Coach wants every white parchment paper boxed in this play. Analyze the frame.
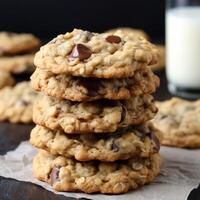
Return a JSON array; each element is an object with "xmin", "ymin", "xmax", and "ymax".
[{"xmin": 0, "ymin": 141, "xmax": 199, "ymax": 200}]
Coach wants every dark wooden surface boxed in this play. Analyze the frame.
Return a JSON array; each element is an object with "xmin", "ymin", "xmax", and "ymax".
[{"xmin": 0, "ymin": 71, "xmax": 172, "ymax": 200}]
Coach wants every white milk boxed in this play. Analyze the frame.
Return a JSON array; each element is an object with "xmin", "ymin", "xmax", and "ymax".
[{"xmin": 166, "ymin": 7, "xmax": 200, "ymax": 88}]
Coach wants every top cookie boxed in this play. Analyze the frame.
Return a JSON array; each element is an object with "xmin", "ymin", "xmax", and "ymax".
[
  {"xmin": 0, "ymin": 32, "xmax": 41, "ymax": 55},
  {"xmin": 151, "ymin": 98, "xmax": 200, "ymax": 148},
  {"xmin": 34, "ymin": 29, "xmax": 158, "ymax": 78}
]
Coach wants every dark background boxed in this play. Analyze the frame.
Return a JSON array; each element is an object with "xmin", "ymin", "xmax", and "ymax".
[{"xmin": 0, "ymin": 0, "xmax": 165, "ymax": 40}]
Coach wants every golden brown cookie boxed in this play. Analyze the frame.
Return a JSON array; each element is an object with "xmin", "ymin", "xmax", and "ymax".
[
  {"xmin": 33, "ymin": 150, "xmax": 162, "ymax": 194},
  {"xmin": 33, "ymin": 94, "xmax": 157, "ymax": 134},
  {"xmin": 31, "ymin": 67, "xmax": 159, "ymax": 101},
  {"xmin": 0, "ymin": 54, "xmax": 35, "ymax": 74},
  {"xmin": 151, "ymin": 98, "xmax": 200, "ymax": 148},
  {"xmin": 0, "ymin": 32, "xmax": 40, "ymax": 55},
  {"xmin": 30, "ymin": 124, "xmax": 161, "ymax": 161},
  {"xmin": 0, "ymin": 81, "xmax": 38, "ymax": 123},
  {"xmin": 34, "ymin": 29, "xmax": 158, "ymax": 78}
]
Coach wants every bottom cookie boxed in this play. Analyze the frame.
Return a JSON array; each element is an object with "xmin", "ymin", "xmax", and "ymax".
[{"xmin": 33, "ymin": 150, "xmax": 162, "ymax": 194}]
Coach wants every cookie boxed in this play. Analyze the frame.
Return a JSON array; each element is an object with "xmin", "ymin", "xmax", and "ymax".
[
  {"xmin": 0, "ymin": 54, "xmax": 35, "ymax": 74},
  {"xmin": 0, "ymin": 81, "xmax": 38, "ymax": 123},
  {"xmin": 30, "ymin": 124, "xmax": 160, "ymax": 161},
  {"xmin": 33, "ymin": 150, "xmax": 162, "ymax": 194},
  {"xmin": 0, "ymin": 71, "xmax": 15, "ymax": 89},
  {"xmin": 34, "ymin": 29, "xmax": 158, "ymax": 78},
  {"xmin": 0, "ymin": 32, "xmax": 40, "ymax": 55},
  {"xmin": 106, "ymin": 27, "xmax": 150, "ymax": 41},
  {"xmin": 33, "ymin": 94, "xmax": 157, "ymax": 134},
  {"xmin": 150, "ymin": 45, "xmax": 165, "ymax": 71},
  {"xmin": 151, "ymin": 98, "xmax": 200, "ymax": 148},
  {"xmin": 31, "ymin": 67, "xmax": 159, "ymax": 101}
]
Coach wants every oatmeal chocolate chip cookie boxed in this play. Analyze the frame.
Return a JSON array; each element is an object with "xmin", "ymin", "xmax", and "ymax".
[
  {"xmin": 106, "ymin": 27, "xmax": 150, "ymax": 41},
  {"xmin": 33, "ymin": 94, "xmax": 157, "ymax": 134},
  {"xmin": 30, "ymin": 124, "xmax": 160, "ymax": 161},
  {"xmin": 31, "ymin": 67, "xmax": 159, "ymax": 101},
  {"xmin": 151, "ymin": 98, "xmax": 200, "ymax": 148},
  {"xmin": 0, "ymin": 32, "xmax": 41, "ymax": 55},
  {"xmin": 0, "ymin": 54, "xmax": 35, "ymax": 74},
  {"xmin": 33, "ymin": 150, "xmax": 162, "ymax": 194},
  {"xmin": 0, "ymin": 72, "xmax": 15, "ymax": 89},
  {"xmin": 0, "ymin": 81, "xmax": 38, "ymax": 123},
  {"xmin": 150, "ymin": 45, "xmax": 165, "ymax": 71},
  {"xmin": 34, "ymin": 29, "xmax": 158, "ymax": 78}
]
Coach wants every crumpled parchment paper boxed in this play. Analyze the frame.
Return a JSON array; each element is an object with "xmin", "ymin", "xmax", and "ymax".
[{"xmin": 0, "ymin": 141, "xmax": 199, "ymax": 200}]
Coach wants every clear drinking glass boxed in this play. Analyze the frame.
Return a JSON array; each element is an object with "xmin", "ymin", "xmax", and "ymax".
[{"xmin": 166, "ymin": 0, "xmax": 200, "ymax": 99}]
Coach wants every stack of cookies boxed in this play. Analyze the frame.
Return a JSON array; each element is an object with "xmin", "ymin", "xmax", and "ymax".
[
  {"xmin": 30, "ymin": 29, "xmax": 162, "ymax": 194},
  {"xmin": 0, "ymin": 32, "xmax": 41, "ymax": 74}
]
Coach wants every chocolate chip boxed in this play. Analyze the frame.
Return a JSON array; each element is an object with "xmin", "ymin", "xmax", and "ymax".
[
  {"xmin": 111, "ymin": 140, "xmax": 119, "ymax": 152},
  {"xmin": 106, "ymin": 35, "xmax": 121, "ymax": 44},
  {"xmin": 68, "ymin": 44, "xmax": 92, "ymax": 61},
  {"xmin": 120, "ymin": 104, "xmax": 127, "ymax": 123},
  {"xmin": 77, "ymin": 78, "xmax": 101, "ymax": 97},
  {"xmin": 149, "ymin": 132, "xmax": 160, "ymax": 152},
  {"xmin": 50, "ymin": 167, "xmax": 60, "ymax": 186}
]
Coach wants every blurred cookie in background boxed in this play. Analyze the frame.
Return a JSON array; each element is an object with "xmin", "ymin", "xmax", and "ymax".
[
  {"xmin": 151, "ymin": 98, "xmax": 200, "ymax": 148},
  {"xmin": 106, "ymin": 27, "xmax": 165, "ymax": 71},
  {"xmin": 0, "ymin": 32, "xmax": 41, "ymax": 74},
  {"xmin": 106, "ymin": 27, "xmax": 150, "ymax": 40},
  {"xmin": 149, "ymin": 45, "xmax": 165, "ymax": 71},
  {"xmin": 0, "ymin": 71, "xmax": 15, "ymax": 89},
  {"xmin": 0, "ymin": 54, "xmax": 35, "ymax": 74},
  {"xmin": 0, "ymin": 32, "xmax": 40, "ymax": 55},
  {"xmin": 0, "ymin": 81, "xmax": 38, "ymax": 124}
]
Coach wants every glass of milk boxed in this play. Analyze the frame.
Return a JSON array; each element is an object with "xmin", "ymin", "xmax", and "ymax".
[{"xmin": 166, "ymin": 0, "xmax": 200, "ymax": 99}]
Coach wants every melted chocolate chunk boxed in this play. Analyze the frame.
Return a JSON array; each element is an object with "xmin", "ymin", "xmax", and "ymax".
[
  {"xmin": 50, "ymin": 166, "xmax": 60, "ymax": 186},
  {"xmin": 69, "ymin": 44, "xmax": 92, "ymax": 61},
  {"xmin": 149, "ymin": 132, "xmax": 160, "ymax": 152},
  {"xmin": 120, "ymin": 104, "xmax": 127, "ymax": 123},
  {"xmin": 77, "ymin": 78, "xmax": 101, "ymax": 97},
  {"xmin": 106, "ymin": 35, "xmax": 121, "ymax": 44},
  {"xmin": 111, "ymin": 140, "xmax": 119, "ymax": 152}
]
